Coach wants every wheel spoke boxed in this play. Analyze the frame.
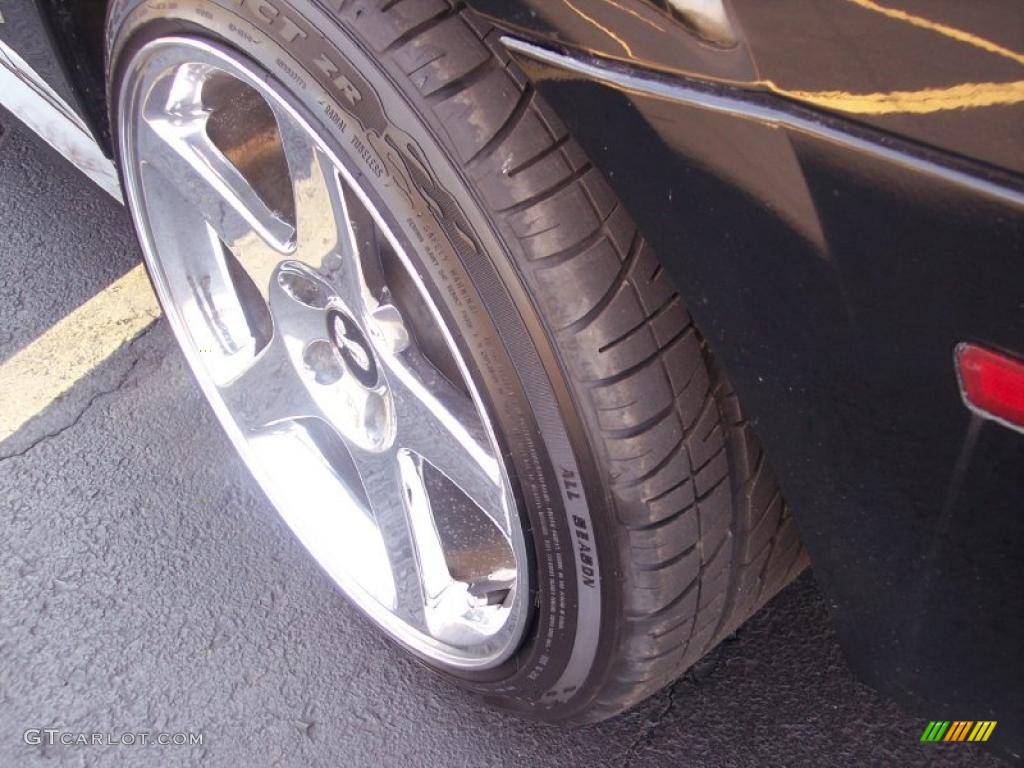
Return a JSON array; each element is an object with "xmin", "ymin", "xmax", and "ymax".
[
  {"xmin": 350, "ymin": 449, "xmax": 432, "ymax": 627},
  {"xmin": 140, "ymin": 64, "xmax": 293, "ymax": 297},
  {"xmin": 138, "ymin": 170, "xmax": 258, "ymax": 361},
  {"xmin": 398, "ymin": 450, "xmax": 459, "ymax": 602},
  {"xmin": 276, "ymin": 116, "xmax": 342, "ymax": 269},
  {"xmin": 217, "ymin": 332, "xmax": 314, "ymax": 432},
  {"xmin": 273, "ymin": 112, "xmax": 386, "ymax": 315},
  {"xmin": 218, "ymin": 266, "xmax": 331, "ymax": 432},
  {"xmin": 333, "ymin": 178, "xmax": 389, "ymax": 309},
  {"xmin": 389, "ymin": 348, "xmax": 509, "ymax": 538}
]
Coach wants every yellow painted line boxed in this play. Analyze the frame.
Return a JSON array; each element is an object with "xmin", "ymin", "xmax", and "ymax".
[
  {"xmin": 845, "ymin": 0, "xmax": 1024, "ymax": 67},
  {"xmin": 765, "ymin": 78, "xmax": 1024, "ymax": 115},
  {"xmin": 0, "ymin": 264, "xmax": 161, "ymax": 442}
]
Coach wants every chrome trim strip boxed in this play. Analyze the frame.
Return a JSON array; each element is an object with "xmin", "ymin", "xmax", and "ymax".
[
  {"xmin": 0, "ymin": 39, "xmax": 122, "ymax": 202},
  {"xmin": 501, "ymin": 37, "xmax": 1024, "ymax": 209}
]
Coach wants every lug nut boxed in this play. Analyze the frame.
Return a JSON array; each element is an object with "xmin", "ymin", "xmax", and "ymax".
[
  {"xmin": 303, "ymin": 339, "xmax": 344, "ymax": 385},
  {"xmin": 369, "ymin": 303, "xmax": 410, "ymax": 355}
]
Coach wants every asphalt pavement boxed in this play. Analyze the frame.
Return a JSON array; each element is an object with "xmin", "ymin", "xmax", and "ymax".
[{"xmin": 0, "ymin": 110, "xmax": 1004, "ymax": 768}]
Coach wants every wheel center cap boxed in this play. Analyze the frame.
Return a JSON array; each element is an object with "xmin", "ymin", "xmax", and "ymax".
[{"xmin": 328, "ymin": 309, "xmax": 378, "ymax": 388}]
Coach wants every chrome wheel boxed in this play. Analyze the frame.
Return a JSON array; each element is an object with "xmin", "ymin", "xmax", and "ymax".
[{"xmin": 117, "ymin": 37, "xmax": 529, "ymax": 669}]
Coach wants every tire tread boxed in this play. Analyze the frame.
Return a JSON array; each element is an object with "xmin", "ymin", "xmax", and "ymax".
[{"xmin": 345, "ymin": 0, "xmax": 807, "ymax": 721}]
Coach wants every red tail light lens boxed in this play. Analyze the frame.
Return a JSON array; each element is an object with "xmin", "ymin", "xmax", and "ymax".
[{"xmin": 955, "ymin": 343, "xmax": 1024, "ymax": 433}]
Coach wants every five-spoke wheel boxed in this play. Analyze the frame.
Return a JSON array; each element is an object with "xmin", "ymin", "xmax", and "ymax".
[{"xmin": 117, "ymin": 38, "xmax": 529, "ymax": 669}]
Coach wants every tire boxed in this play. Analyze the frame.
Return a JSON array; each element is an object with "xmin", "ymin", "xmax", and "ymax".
[{"xmin": 106, "ymin": 0, "xmax": 808, "ymax": 722}]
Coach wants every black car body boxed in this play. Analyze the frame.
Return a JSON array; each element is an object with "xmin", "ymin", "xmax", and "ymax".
[{"xmin": 3, "ymin": 0, "xmax": 1021, "ymax": 756}]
